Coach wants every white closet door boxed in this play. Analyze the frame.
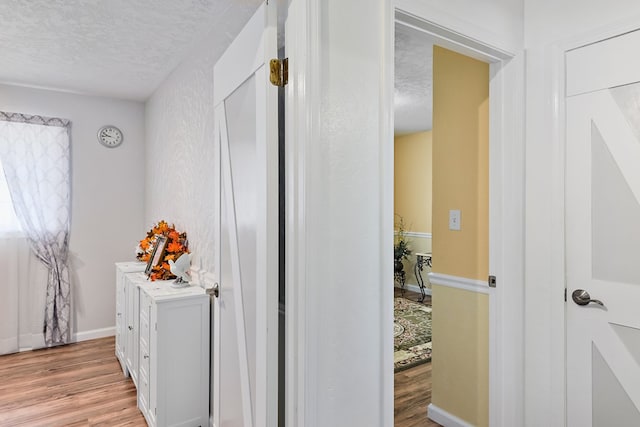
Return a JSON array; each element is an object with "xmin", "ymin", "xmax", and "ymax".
[
  {"xmin": 566, "ymin": 29, "xmax": 640, "ymax": 427},
  {"xmin": 212, "ymin": 2, "xmax": 278, "ymax": 427}
]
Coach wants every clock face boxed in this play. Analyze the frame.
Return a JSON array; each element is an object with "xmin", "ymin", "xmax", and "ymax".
[{"xmin": 97, "ymin": 126, "xmax": 123, "ymax": 148}]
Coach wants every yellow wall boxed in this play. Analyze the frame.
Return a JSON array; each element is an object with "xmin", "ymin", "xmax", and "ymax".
[
  {"xmin": 430, "ymin": 46, "xmax": 489, "ymax": 427},
  {"xmin": 432, "ymin": 46, "xmax": 489, "ymax": 281},
  {"xmin": 431, "ymin": 285, "xmax": 489, "ymax": 426},
  {"xmin": 394, "ymin": 131, "xmax": 432, "ymax": 234}
]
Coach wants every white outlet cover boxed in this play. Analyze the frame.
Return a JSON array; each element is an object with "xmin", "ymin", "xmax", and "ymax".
[{"xmin": 449, "ymin": 209, "xmax": 461, "ymax": 231}]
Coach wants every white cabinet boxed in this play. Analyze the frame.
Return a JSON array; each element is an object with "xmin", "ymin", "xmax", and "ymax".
[
  {"xmin": 138, "ymin": 283, "xmax": 209, "ymax": 427},
  {"xmin": 115, "ymin": 262, "xmax": 210, "ymax": 427},
  {"xmin": 115, "ymin": 262, "xmax": 146, "ymax": 376},
  {"xmin": 125, "ymin": 273, "xmax": 147, "ymax": 387}
]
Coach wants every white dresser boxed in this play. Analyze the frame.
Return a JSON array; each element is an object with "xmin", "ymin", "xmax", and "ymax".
[
  {"xmin": 115, "ymin": 263, "xmax": 210, "ymax": 427},
  {"xmin": 115, "ymin": 262, "xmax": 146, "ymax": 377}
]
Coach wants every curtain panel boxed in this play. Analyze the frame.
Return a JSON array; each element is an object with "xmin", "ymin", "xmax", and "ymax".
[
  {"xmin": 0, "ymin": 112, "xmax": 72, "ymax": 346},
  {"xmin": 0, "ymin": 236, "xmax": 48, "ymax": 354}
]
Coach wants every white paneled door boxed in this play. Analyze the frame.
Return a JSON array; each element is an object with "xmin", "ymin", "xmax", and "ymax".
[
  {"xmin": 566, "ymin": 29, "xmax": 640, "ymax": 427},
  {"xmin": 212, "ymin": 2, "xmax": 278, "ymax": 427}
]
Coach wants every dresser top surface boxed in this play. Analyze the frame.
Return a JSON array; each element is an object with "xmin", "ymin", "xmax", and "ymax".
[
  {"xmin": 139, "ymin": 280, "xmax": 206, "ymax": 301},
  {"xmin": 115, "ymin": 261, "xmax": 147, "ymax": 273}
]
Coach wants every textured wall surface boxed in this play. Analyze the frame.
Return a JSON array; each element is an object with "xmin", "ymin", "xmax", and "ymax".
[
  {"xmin": 144, "ymin": 40, "xmax": 218, "ymax": 274},
  {"xmin": 0, "ymin": 83, "xmax": 145, "ymax": 336},
  {"xmin": 144, "ymin": 0, "xmax": 263, "ymax": 276}
]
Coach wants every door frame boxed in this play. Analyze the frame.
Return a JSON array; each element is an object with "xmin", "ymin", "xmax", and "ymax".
[
  {"xmin": 285, "ymin": 1, "xmax": 525, "ymax": 426},
  {"xmin": 393, "ymin": 5, "xmax": 524, "ymax": 427},
  {"xmin": 525, "ymin": 16, "xmax": 640, "ymax": 427}
]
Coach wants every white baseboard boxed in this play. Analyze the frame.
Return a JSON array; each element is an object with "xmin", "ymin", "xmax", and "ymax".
[
  {"xmin": 427, "ymin": 403, "xmax": 474, "ymax": 427},
  {"xmin": 72, "ymin": 326, "xmax": 115, "ymax": 343},
  {"xmin": 395, "ymin": 282, "xmax": 432, "ymax": 297}
]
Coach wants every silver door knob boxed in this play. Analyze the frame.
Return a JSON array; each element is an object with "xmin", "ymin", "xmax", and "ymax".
[
  {"xmin": 572, "ymin": 289, "xmax": 604, "ymax": 306},
  {"xmin": 207, "ymin": 283, "xmax": 220, "ymax": 298}
]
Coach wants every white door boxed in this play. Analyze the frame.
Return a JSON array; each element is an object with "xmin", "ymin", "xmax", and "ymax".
[
  {"xmin": 566, "ymin": 29, "xmax": 640, "ymax": 426},
  {"xmin": 212, "ymin": 2, "xmax": 279, "ymax": 427}
]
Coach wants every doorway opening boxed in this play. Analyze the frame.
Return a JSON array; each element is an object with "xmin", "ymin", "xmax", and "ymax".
[{"xmin": 393, "ymin": 14, "xmax": 497, "ymax": 427}]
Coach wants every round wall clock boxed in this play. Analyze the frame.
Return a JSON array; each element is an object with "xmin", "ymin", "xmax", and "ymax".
[{"xmin": 97, "ymin": 125, "xmax": 123, "ymax": 148}]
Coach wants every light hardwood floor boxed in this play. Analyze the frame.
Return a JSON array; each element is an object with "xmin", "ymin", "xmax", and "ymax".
[
  {"xmin": 394, "ymin": 288, "xmax": 441, "ymax": 427},
  {"xmin": 0, "ymin": 299, "xmax": 438, "ymax": 427},
  {"xmin": 0, "ymin": 337, "xmax": 146, "ymax": 426}
]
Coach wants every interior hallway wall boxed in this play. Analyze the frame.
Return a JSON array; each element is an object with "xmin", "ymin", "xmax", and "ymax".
[
  {"xmin": 430, "ymin": 46, "xmax": 490, "ymax": 427},
  {"xmin": 394, "ymin": 130, "xmax": 432, "ymax": 234},
  {"xmin": 432, "ymin": 47, "xmax": 489, "ymax": 282},
  {"xmin": 144, "ymin": 4, "xmax": 260, "ymax": 276},
  {"xmin": 144, "ymin": 44, "xmax": 218, "ymax": 273}
]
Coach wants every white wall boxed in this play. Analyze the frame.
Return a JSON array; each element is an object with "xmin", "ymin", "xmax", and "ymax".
[
  {"xmin": 144, "ymin": 28, "xmax": 235, "ymax": 276},
  {"xmin": 144, "ymin": 0, "xmax": 264, "ymax": 276},
  {"xmin": 0, "ymin": 83, "xmax": 145, "ymax": 337}
]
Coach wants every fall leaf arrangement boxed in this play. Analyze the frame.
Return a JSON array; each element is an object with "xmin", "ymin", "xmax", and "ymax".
[{"xmin": 136, "ymin": 220, "xmax": 189, "ymax": 281}]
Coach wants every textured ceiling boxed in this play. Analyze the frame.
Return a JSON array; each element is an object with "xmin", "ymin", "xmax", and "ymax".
[
  {"xmin": 3, "ymin": 3, "xmax": 436, "ymax": 124},
  {"xmin": 0, "ymin": 0, "xmax": 262, "ymax": 101},
  {"xmin": 395, "ymin": 23, "xmax": 433, "ymax": 135}
]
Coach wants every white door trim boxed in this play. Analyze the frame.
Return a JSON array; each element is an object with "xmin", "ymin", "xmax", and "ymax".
[
  {"xmin": 284, "ymin": 1, "xmax": 321, "ymax": 425},
  {"xmin": 526, "ymin": 16, "xmax": 640, "ymax": 427},
  {"xmin": 285, "ymin": 1, "xmax": 395, "ymax": 425}
]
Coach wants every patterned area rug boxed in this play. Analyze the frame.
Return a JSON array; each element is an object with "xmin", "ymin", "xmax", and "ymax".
[{"xmin": 394, "ymin": 297, "xmax": 432, "ymax": 372}]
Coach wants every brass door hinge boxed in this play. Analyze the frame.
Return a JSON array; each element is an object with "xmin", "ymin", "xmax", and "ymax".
[{"xmin": 270, "ymin": 58, "xmax": 288, "ymax": 87}]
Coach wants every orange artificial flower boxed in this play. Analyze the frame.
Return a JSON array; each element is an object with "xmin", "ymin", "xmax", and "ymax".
[
  {"xmin": 157, "ymin": 221, "xmax": 169, "ymax": 233},
  {"xmin": 167, "ymin": 241, "xmax": 183, "ymax": 253}
]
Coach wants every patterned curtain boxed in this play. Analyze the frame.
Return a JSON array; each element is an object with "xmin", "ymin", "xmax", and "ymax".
[{"xmin": 0, "ymin": 112, "xmax": 71, "ymax": 346}]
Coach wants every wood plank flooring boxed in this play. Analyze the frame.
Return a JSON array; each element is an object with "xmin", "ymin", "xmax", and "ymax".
[
  {"xmin": 0, "ymin": 295, "xmax": 439, "ymax": 427},
  {"xmin": 395, "ymin": 287, "xmax": 441, "ymax": 427},
  {"xmin": 0, "ymin": 337, "xmax": 146, "ymax": 426}
]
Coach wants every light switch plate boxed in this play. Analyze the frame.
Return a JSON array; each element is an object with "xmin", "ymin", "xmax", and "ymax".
[{"xmin": 449, "ymin": 209, "xmax": 461, "ymax": 231}]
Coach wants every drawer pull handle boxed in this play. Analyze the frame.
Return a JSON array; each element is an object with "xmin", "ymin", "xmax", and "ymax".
[{"xmin": 144, "ymin": 354, "xmax": 149, "ymax": 359}]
